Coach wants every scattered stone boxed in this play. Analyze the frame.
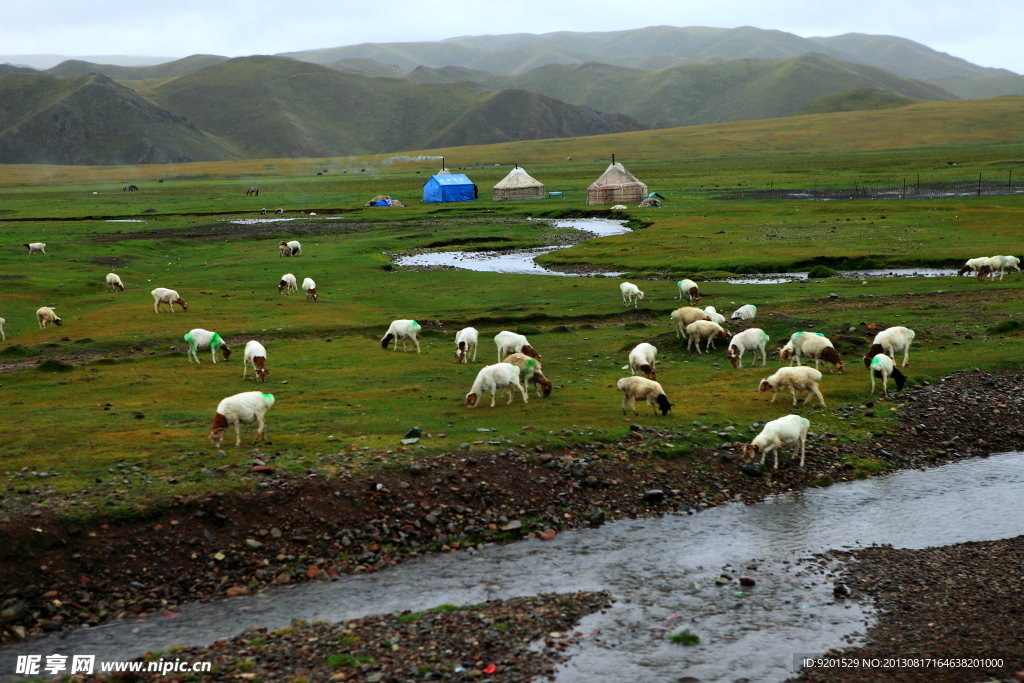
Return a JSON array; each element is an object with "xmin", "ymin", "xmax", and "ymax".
[
  {"xmin": 226, "ymin": 586, "xmax": 249, "ymax": 597},
  {"xmin": 739, "ymin": 577, "xmax": 756, "ymax": 587},
  {"xmin": 642, "ymin": 489, "xmax": 665, "ymax": 503},
  {"xmin": 833, "ymin": 583, "xmax": 850, "ymax": 597},
  {"xmin": 539, "ymin": 529, "xmax": 557, "ymax": 541},
  {"xmin": 244, "ymin": 538, "xmax": 263, "ymax": 550},
  {"xmin": 741, "ymin": 462, "xmax": 762, "ymax": 477},
  {"xmin": 404, "ymin": 426, "xmax": 422, "ymax": 438}
]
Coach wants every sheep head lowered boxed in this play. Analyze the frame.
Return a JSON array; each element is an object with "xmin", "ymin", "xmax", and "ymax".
[
  {"xmin": 209, "ymin": 413, "xmax": 229, "ymax": 447},
  {"xmin": 862, "ymin": 343, "xmax": 885, "ymax": 369},
  {"xmin": 957, "ymin": 265, "xmax": 972, "ymax": 276},
  {"xmin": 175, "ymin": 298, "xmax": 189, "ymax": 312},
  {"xmin": 520, "ymin": 344, "xmax": 541, "ymax": 360},
  {"xmin": 465, "ymin": 392, "xmax": 480, "ymax": 408},
  {"xmin": 819, "ymin": 346, "xmax": 844, "ymax": 374},
  {"xmin": 220, "ymin": 345, "xmax": 233, "ymax": 361},
  {"xmin": 381, "ymin": 333, "xmax": 394, "ymax": 350},
  {"xmin": 638, "ymin": 363, "xmax": 656, "ymax": 380},
  {"xmin": 725, "ymin": 345, "xmax": 741, "ymax": 368},
  {"xmin": 534, "ymin": 371, "xmax": 554, "ymax": 397},
  {"xmin": 757, "ymin": 378, "xmax": 773, "ymax": 394},
  {"xmin": 743, "ymin": 443, "xmax": 762, "ymax": 462},
  {"xmin": 654, "ymin": 394, "xmax": 673, "ymax": 416}
]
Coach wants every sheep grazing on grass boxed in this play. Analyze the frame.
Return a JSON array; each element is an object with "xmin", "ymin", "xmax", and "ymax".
[
  {"xmin": 454, "ymin": 327, "xmax": 478, "ymax": 364},
  {"xmin": 503, "ymin": 352, "xmax": 553, "ymax": 397},
  {"xmin": 184, "ymin": 328, "xmax": 232, "ymax": 364},
  {"xmin": 677, "ymin": 279, "xmax": 700, "ymax": 305},
  {"xmin": 278, "ymin": 240, "xmax": 301, "ymax": 257},
  {"xmin": 978, "ymin": 255, "xmax": 1020, "ymax": 281},
  {"xmin": 864, "ymin": 326, "xmax": 915, "ymax": 368},
  {"xmin": 105, "ymin": 273, "xmax": 125, "ymax": 292},
  {"xmin": 958, "ymin": 257, "xmax": 992, "ymax": 276},
  {"xmin": 731, "ymin": 304, "xmax": 757, "ymax": 320},
  {"xmin": 381, "ymin": 320, "xmax": 422, "ymax": 353},
  {"xmin": 868, "ymin": 353, "xmax": 906, "ymax": 398},
  {"xmin": 209, "ymin": 391, "xmax": 275, "ymax": 447},
  {"xmin": 726, "ymin": 328, "xmax": 769, "ymax": 368},
  {"xmin": 685, "ymin": 320, "xmax": 731, "ymax": 353},
  {"xmin": 494, "ymin": 330, "xmax": 540, "ymax": 361},
  {"xmin": 744, "ymin": 414, "xmax": 810, "ymax": 469},
  {"xmin": 260, "ymin": 208, "xmax": 267, "ymax": 215},
  {"xmin": 275, "ymin": 208, "xmax": 284, "ymax": 215},
  {"xmin": 151, "ymin": 288, "xmax": 188, "ymax": 313},
  {"xmin": 670, "ymin": 306, "xmax": 712, "ymax": 338},
  {"xmin": 620, "ymin": 282, "xmax": 644, "ymax": 308},
  {"xmin": 789, "ymin": 331, "xmax": 844, "ymax": 374},
  {"xmin": 617, "ymin": 376, "xmax": 673, "ymax": 416},
  {"xmin": 278, "ymin": 273, "xmax": 298, "ymax": 294},
  {"xmin": 302, "ymin": 277, "xmax": 318, "ymax": 302},
  {"xmin": 465, "ymin": 363, "xmax": 529, "ymax": 407},
  {"xmin": 242, "ymin": 340, "xmax": 270, "ymax": 382},
  {"xmin": 0, "ymin": 317, "xmax": 5, "ymax": 341},
  {"xmin": 23, "ymin": 243, "xmax": 46, "ymax": 256},
  {"xmin": 758, "ymin": 366, "xmax": 826, "ymax": 407},
  {"xmin": 36, "ymin": 307, "xmax": 61, "ymax": 329},
  {"xmin": 623, "ymin": 342, "xmax": 658, "ymax": 379},
  {"xmin": 703, "ymin": 306, "xmax": 726, "ymax": 324}
]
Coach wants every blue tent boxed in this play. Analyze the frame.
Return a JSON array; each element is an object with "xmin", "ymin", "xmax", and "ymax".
[{"xmin": 423, "ymin": 174, "xmax": 477, "ymax": 203}]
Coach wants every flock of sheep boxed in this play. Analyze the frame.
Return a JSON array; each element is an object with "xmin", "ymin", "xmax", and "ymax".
[{"xmin": 6, "ymin": 238, "xmax": 1019, "ymax": 470}]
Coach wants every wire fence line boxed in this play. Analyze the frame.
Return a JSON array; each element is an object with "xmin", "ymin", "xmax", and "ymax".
[{"xmin": 714, "ymin": 175, "xmax": 1024, "ymax": 201}]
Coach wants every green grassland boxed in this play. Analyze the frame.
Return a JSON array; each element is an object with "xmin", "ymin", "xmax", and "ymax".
[{"xmin": 2, "ymin": 99, "xmax": 1024, "ymax": 520}]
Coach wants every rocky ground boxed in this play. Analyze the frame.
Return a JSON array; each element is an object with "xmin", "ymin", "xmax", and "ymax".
[{"xmin": 3, "ymin": 370, "xmax": 1024, "ymax": 680}]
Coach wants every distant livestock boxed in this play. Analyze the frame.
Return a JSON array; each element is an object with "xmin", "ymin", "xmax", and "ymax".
[
  {"xmin": 455, "ymin": 327, "xmax": 479, "ymax": 364},
  {"xmin": 0, "ymin": 317, "xmax": 4, "ymax": 341},
  {"xmin": 617, "ymin": 376, "xmax": 673, "ymax": 416},
  {"xmin": 278, "ymin": 273, "xmax": 298, "ymax": 294},
  {"xmin": 105, "ymin": 273, "xmax": 125, "ymax": 292},
  {"xmin": 36, "ymin": 307, "xmax": 61, "ymax": 329},
  {"xmin": 465, "ymin": 363, "xmax": 528, "ymax": 408},
  {"xmin": 23, "ymin": 243, "xmax": 45, "ymax": 256},
  {"xmin": 381, "ymin": 320, "xmax": 422, "ymax": 353},
  {"xmin": 185, "ymin": 328, "xmax": 232, "ymax": 364},
  {"xmin": 123, "ymin": 185, "xmax": 138, "ymax": 192},
  {"xmin": 151, "ymin": 288, "xmax": 188, "ymax": 313},
  {"xmin": 279, "ymin": 240, "xmax": 301, "ymax": 257},
  {"xmin": 246, "ymin": 187, "xmax": 259, "ymax": 196},
  {"xmin": 242, "ymin": 340, "xmax": 270, "ymax": 382},
  {"xmin": 302, "ymin": 277, "xmax": 318, "ymax": 302},
  {"xmin": 758, "ymin": 366, "xmax": 826, "ymax": 407},
  {"xmin": 209, "ymin": 391, "xmax": 274, "ymax": 448},
  {"xmin": 677, "ymin": 279, "xmax": 700, "ymax": 305},
  {"xmin": 620, "ymin": 282, "xmax": 644, "ymax": 308}
]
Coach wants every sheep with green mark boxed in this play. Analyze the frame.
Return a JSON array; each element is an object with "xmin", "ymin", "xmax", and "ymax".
[
  {"xmin": 868, "ymin": 353, "xmax": 906, "ymax": 398},
  {"xmin": 209, "ymin": 391, "xmax": 275, "ymax": 447},
  {"xmin": 503, "ymin": 352, "xmax": 553, "ymax": 397},
  {"xmin": 677, "ymin": 279, "xmax": 700, "ymax": 305},
  {"xmin": 788, "ymin": 331, "xmax": 844, "ymax": 374},
  {"xmin": 381, "ymin": 320, "xmax": 422, "ymax": 353},
  {"xmin": 184, "ymin": 328, "xmax": 232, "ymax": 364}
]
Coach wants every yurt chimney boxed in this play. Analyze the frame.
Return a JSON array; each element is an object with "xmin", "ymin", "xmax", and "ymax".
[
  {"xmin": 612, "ymin": 153, "xmax": 616, "ymax": 166},
  {"xmin": 441, "ymin": 157, "xmax": 445, "ymax": 171}
]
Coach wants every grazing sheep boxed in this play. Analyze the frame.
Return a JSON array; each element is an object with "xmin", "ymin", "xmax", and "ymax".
[
  {"xmin": 0, "ymin": 316, "xmax": 5, "ymax": 341},
  {"xmin": 864, "ymin": 326, "xmax": 915, "ymax": 368},
  {"xmin": 685, "ymin": 320, "xmax": 731, "ymax": 353},
  {"xmin": 670, "ymin": 306, "xmax": 712, "ymax": 338},
  {"xmin": 465, "ymin": 363, "xmax": 529, "ymax": 407},
  {"xmin": 744, "ymin": 414, "xmax": 810, "ymax": 469},
  {"xmin": 23, "ymin": 242, "xmax": 45, "ymax": 256},
  {"xmin": 151, "ymin": 287, "xmax": 188, "ymax": 313},
  {"xmin": 622, "ymin": 342, "xmax": 658, "ymax": 379},
  {"xmin": 620, "ymin": 282, "xmax": 644, "ymax": 308},
  {"xmin": 503, "ymin": 352, "xmax": 553, "ymax": 397},
  {"xmin": 778, "ymin": 340, "xmax": 795, "ymax": 363},
  {"xmin": 242, "ymin": 340, "xmax": 270, "ymax": 382},
  {"xmin": 703, "ymin": 306, "xmax": 726, "ymax": 324},
  {"xmin": 184, "ymin": 328, "xmax": 232, "ymax": 364},
  {"xmin": 278, "ymin": 241, "xmax": 301, "ymax": 257},
  {"xmin": 105, "ymin": 273, "xmax": 125, "ymax": 292},
  {"xmin": 677, "ymin": 279, "xmax": 700, "ymax": 304},
  {"xmin": 302, "ymin": 277, "xmax": 318, "ymax": 302},
  {"xmin": 789, "ymin": 331, "xmax": 844, "ymax": 374},
  {"xmin": 610, "ymin": 204, "xmax": 627, "ymax": 210},
  {"xmin": 494, "ymin": 330, "xmax": 540, "ymax": 361},
  {"xmin": 209, "ymin": 391, "xmax": 274, "ymax": 447},
  {"xmin": 726, "ymin": 328, "xmax": 769, "ymax": 368},
  {"xmin": 868, "ymin": 353, "xmax": 907, "ymax": 398},
  {"xmin": 275, "ymin": 208, "xmax": 284, "ymax": 215},
  {"xmin": 978, "ymin": 255, "xmax": 1020, "ymax": 281},
  {"xmin": 617, "ymin": 376, "xmax": 673, "ymax": 416},
  {"xmin": 958, "ymin": 257, "xmax": 990, "ymax": 276},
  {"xmin": 758, "ymin": 366, "xmax": 826, "ymax": 407},
  {"xmin": 731, "ymin": 304, "xmax": 757, "ymax": 320},
  {"xmin": 246, "ymin": 187, "xmax": 259, "ymax": 196},
  {"xmin": 36, "ymin": 307, "xmax": 61, "ymax": 329},
  {"xmin": 278, "ymin": 273, "xmax": 298, "ymax": 294},
  {"xmin": 381, "ymin": 320, "xmax": 422, "ymax": 353},
  {"xmin": 454, "ymin": 327, "xmax": 478, "ymax": 364},
  {"xmin": 260, "ymin": 208, "xmax": 267, "ymax": 215}
]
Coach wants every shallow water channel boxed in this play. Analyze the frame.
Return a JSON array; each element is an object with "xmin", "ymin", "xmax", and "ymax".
[{"xmin": 3, "ymin": 453, "xmax": 1023, "ymax": 681}]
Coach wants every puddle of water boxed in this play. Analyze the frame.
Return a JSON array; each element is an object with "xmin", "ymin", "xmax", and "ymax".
[
  {"xmin": 227, "ymin": 217, "xmax": 347, "ymax": 225},
  {"xmin": 724, "ymin": 268, "xmax": 960, "ymax": 284},
  {"xmin": 3, "ymin": 452, "xmax": 1022, "ymax": 682},
  {"xmin": 105, "ymin": 220, "xmax": 145, "ymax": 223},
  {"xmin": 394, "ymin": 218, "xmax": 629, "ymax": 277}
]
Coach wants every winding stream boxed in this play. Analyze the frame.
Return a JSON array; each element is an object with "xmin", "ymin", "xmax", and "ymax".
[{"xmin": 3, "ymin": 453, "xmax": 1023, "ymax": 682}]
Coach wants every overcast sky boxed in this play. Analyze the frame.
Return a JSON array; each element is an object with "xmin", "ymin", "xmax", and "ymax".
[{"xmin": 3, "ymin": 0, "xmax": 1022, "ymax": 73}]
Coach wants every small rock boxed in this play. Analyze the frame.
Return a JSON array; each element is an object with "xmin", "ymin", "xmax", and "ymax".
[
  {"xmin": 41, "ymin": 620, "xmax": 63, "ymax": 632},
  {"xmin": 404, "ymin": 426, "xmax": 422, "ymax": 438},
  {"xmin": 400, "ymin": 437, "xmax": 419, "ymax": 445},
  {"xmin": 630, "ymin": 424, "xmax": 642, "ymax": 432},
  {"xmin": 226, "ymin": 586, "xmax": 249, "ymax": 597},
  {"xmin": 642, "ymin": 490, "xmax": 665, "ymax": 504},
  {"xmin": 276, "ymin": 572, "xmax": 291, "ymax": 584},
  {"xmin": 501, "ymin": 520, "xmax": 522, "ymax": 531},
  {"xmin": 741, "ymin": 462, "xmax": 762, "ymax": 477},
  {"xmin": 739, "ymin": 577, "xmax": 756, "ymax": 587},
  {"xmin": 588, "ymin": 509, "xmax": 606, "ymax": 528},
  {"xmin": 244, "ymin": 538, "xmax": 264, "ymax": 550},
  {"xmin": 270, "ymin": 527, "xmax": 282, "ymax": 538},
  {"xmin": 833, "ymin": 583, "xmax": 851, "ymax": 597},
  {"xmin": 539, "ymin": 528, "xmax": 557, "ymax": 541}
]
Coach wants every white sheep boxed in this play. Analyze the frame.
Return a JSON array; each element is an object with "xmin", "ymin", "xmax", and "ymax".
[
  {"xmin": 502, "ymin": 352, "xmax": 553, "ymax": 397},
  {"xmin": 151, "ymin": 287, "xmax": 188, "ymax": 313},
  {"xmin": 703, "ymin": 306, "xmax": 726, "ymax": 324},
  {"xmin": 23, "ymin": 243, "xmax": 45, "ymax": 256},
  {"xmin": 105, "ymin": 273, "xmax": 125, "ymax": 292},
  {"xmin": 726, "ymin": 328, "xmax": 769, "ymax": 368},
  {"xmin": 0, "ymin": 316, "xmax": 5, "ymax": 341},
  {"xmin": 454, "ymin": 327, "xmax": 478, "ymax": 363},
  {"xmin": 36, "ymin": 307, "xmax": 61, "ymax": 329},
  {"xmin": 278, "ymin": 240, "xmax": 301, "ymax": 257},
  {"xmin": 275, "ymin": 208, "xmax": 284, "ymax": 215},
  {"xmin": 731, "ymin": 304, "xmax": 757, "ymax": 320},
  {"xmin": 677, "ymin": 279, "xmax": 700, "ymax": 305},
  {"xmin": 864, "ymin": 326, "xmax": 915, "ymax": 368},
  {"xmin": 758, "ymin": 366, "xmax": 826, "ymax": 407},
  {"xmin": 465, "ymin": 363, "xmax": 529, "ymax": 407},
  {"xmin": 744, "ymin": 414, "xmax": 810, "ymax": 469},
  {"xmin": 620, "ymin": 282, "xmax": 644, "ymax": 308},
  {"xmin": 622, "ymin": 342, "xmax": 658, "ymax": 379},
  {"xmin": 979, "ymin": 255, "xmax": 1020, "ymax": 281},
  {"xmin": 278, "ymin": 273, "xmax": 298, "ymax": 295},
  {"xmin": 958, "ymin": 257, "xmax": 990, "ymax": 276},
  {"xmin": 685, "ymin": 320, "xmax": 731, "ymax": 353},
  {"xmin": 184, "ymin": 328, "xmax": 232, "ymax": 364},
  {"xmin": 494, "ymin": 330, "xmax": 540, "ymax": 361},
  {"xmin": 302, "ymin": 277, "xmax": 318, "ymax": 302},
  {"xmin": 242, "ymin": 340, "xmax": 270, "ymax": 382},
  {"xmin": 867, "ymin": 353, "xmax": 907, "ymax": 398},
  {"xmin": 789, "ymin": 331, "xmax": 844, "ymax": 374},
  {"xmin": 209, "ymin": 391, "xmax": 275, "ymax": 447},
  {"xmin": 381, "ymin": 320, "xmax": 422, "ymax": 353},
  {"xmin": 670, "ymin": 306, "xmax": 712, "ymax": 338},
  {"xmin": 617, "ymin": 376, "xmax": 673, "ymax": 416}
]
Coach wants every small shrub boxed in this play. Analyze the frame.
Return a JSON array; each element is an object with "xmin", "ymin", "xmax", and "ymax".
[
  {"xmin": 549, "ymin": 325, "xmax": 573, "ymax": 333},
  {"xmin": 396, "ymin": 611, "xmax": 420, "ymax": 623},
  {"xmin": 432, "ymin": 604, "xmax": 460, "ymax": 613},
  {"xmin": 38, "ymin": 359, "xmax": 73, "ymax": 372},
  {"xmin": 624, "ymin": 321, "xmax": 647, "ymax": 329},
  {"xmin": 0, "ymin": 345, "xmax": 30, "ymax": 357},
  {"xmin": 517, "ymin": 326, "xmax": 540, "ymax": 335},
  {"xmin": 808, "ymin": 265, "xmax": 837, "ymax": 278},
  {"xmin": 988, "ymin": 320, "xmax": 1023, "ymax": 335},
  {"xmin": 668, "ymin": 630, "xmax": 701, "ymax": 646}
]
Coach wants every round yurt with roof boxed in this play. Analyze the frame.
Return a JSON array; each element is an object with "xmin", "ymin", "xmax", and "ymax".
[
  {"xmin": 587, "ymin": 156, "xmax": 647, "ymax": 205},
  {"xmin": 492, "ymin": 165, "xmax": 545, "ymax": 201}
]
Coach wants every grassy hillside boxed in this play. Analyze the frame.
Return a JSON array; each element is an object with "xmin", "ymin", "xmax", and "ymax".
[
  {"xmin": 811, "ymin": 33, "xmax": 1011, "ymax": 80},
  {"xmin": 327, "ymin": 57, "xmax": 408, "ymax": 78},
  {"xmin": 928, "ymin": 73, "xmax": 1024, "ymax": 99},
  {"xmin": 0, "ymin": 71, "xmax": 237, "ymax": 165},
  {"xmin": 44, "ymin": 55, "xmax": 229, "ymax": 80},
  {"xmin": 407, "ymin": 53, "xmax": 956, "ymax": 127},
  {"xmin": 796, "ymin": 88, "xmax": 923, "ymax": 115}
]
